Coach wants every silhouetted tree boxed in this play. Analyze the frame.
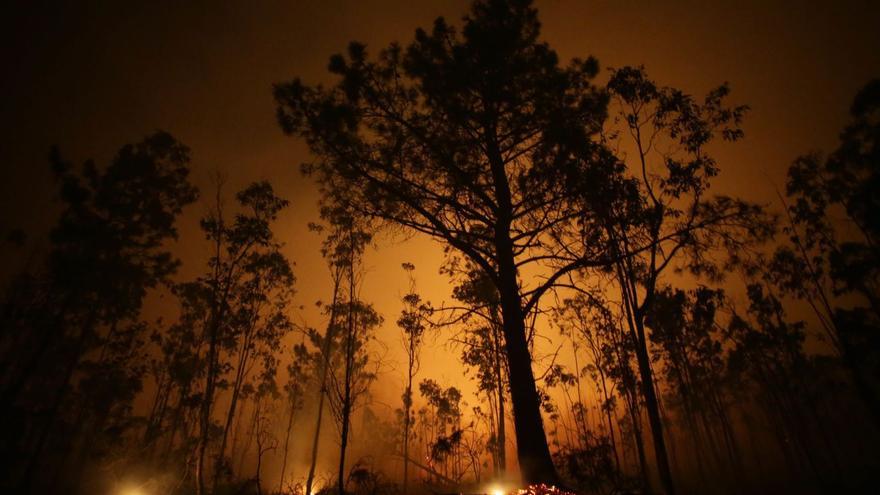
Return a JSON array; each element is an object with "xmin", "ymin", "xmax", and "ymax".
[
  {"xmin": 397, "ymin": 262, "xmax": 429, "ymax": 493},
  {"xmin": 769, "ymin": 78, "xmax": 880, "ymax": 423},
  {"xmin": 553, "ymin": 294, "xmax": 624, "ymax": 478},
  {"xmin": 419, "ymin": 379, "xmax": 466, "ymax": 482},
  {"xmin": 275, "ymin": 0, "xmax": 622, "ymax": 482},
  {"xmin": 190, "ymin": 180, "xmax": 291, "ymax": 495},
  {"xmin": 0, "ymin": 132, "xmax": 197, "ymax": 492},
  {"xmin": 302, "ymin": 246, "xmax": 346, "ymax": 495},
  {"xmin": 442, "ymin": 263, "xmax": 509, "ymax": 479},
  {"xmin": 279, "ymin": 337, "xmax": 309, "ymax": 493},
  {"xmin": 725, "ymin": 284, "xmax": 835, "ymax": 485},
  {"xmin": 565, "ymin": 66, "xmax": 770, "ymax": 494},
  {"xmin": 310, "ymin": 208, "xmax": 381, "ymax": 495},
  {"xmin": 646, "ymin": 286, "xmax": 740, "ymax": 483}
]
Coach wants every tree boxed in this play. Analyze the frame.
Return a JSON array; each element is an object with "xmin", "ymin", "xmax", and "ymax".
[
  {"xmin": 447, "ymin": 265, "xmax": 509, "ymax": 478},
  {"xmin": 770, "ymin": 78, "xmax": 880, "ymax": 422},
  {"xmin": 0, "ymin": 132, "xmax": 197, "ymax": 492},
  {"xmin": 190, "ymin": 180, "xmax": 291, "ymax": 495},
  {"xmin": 279, "ymin": 337, "xmax": 309, "ymax": 494},
  {"xmin": 275, "ymin": 0, "xmax": 616, "ymax": 483},
  {"xmin": 212, "ymin": 224, "xmax": 295, "ymax": 491},
  {"xmin": 419, "ymin": 379, "xmax": 466, "ymax": 482},
  {"xmin": 724, "ymin": 284, "xmax": 833, "ymax": 484},
  {"xmin": 555, "ymin": 292, "xmax": 645, "ymax": 489},
  {"xmin": 553, "ymin": 294, "xmax": 623, "ymax": 479},
  {"xmin": 397, "ymin": 262, "xmax": 429, "ymax": 493},
  {"xmin": 302, "ymin": 252, "xmax": 345, "ymax": 495},
  {"xmin": 329, "ymin": 290, "xmax": 381, "ymax": 495},
  {"xmin": 298, "ymin": 208, "xmax": 377, "ymax": 495},
  {"xmin": 565, "ymin": 66, "xmax": 768, "ymax": 494},
  {"xmin": 646, "ymin": 286, "xmax": 740, "ymax": 481}
]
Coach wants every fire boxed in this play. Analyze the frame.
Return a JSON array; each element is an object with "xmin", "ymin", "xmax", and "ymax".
[
  {"xmin": 118, "ymin": 486, "xmax": 146, "ymax": 495},
  {"xmin": 487, "ymin": 483, "xmax": 508, "ymax": 495}
]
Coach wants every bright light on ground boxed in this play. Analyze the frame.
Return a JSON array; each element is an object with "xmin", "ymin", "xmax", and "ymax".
[
  {"xmin": 118, "ymin": 484, "xmax": 147, "ymax": 495},
  {"xmin": 488, "ymin": 484, "xmax": 506, "ymax": 495}
]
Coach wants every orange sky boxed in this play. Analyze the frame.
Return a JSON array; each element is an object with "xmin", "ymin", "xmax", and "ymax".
[{"xmin": 2, "ymin": 0, "xmax": 879, "ymax": 413}]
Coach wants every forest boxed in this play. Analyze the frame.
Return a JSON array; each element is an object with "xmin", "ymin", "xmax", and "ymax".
[{"xmin": 1, "ymin": 1, "xmax": 878, "ymax": 494}]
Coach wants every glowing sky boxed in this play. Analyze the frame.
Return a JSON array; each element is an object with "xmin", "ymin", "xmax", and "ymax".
[{"xmin": 2, "ymin": 0, "xmax": 879, "ymax": 408}]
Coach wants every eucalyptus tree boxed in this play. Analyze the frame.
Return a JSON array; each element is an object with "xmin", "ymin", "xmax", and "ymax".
[
  {"xmin": 302, "ymin": 254, "xmax": 345, "ymax": 495},
  {"xmin": 397, "ymin": 262, "xmax": 429, "ymax": 493},
  {"xmin": 212, "ymin": 224, "xmax": 295, "ymax": 491},
  {"xmin": 443, "ymin": 263, "xmax": 508, "ymax": 478},
  {"xmin": 278, "ymin": 339, "xmax": 309, "ymax": 494},
  {"xmin": 419, "ymin": 379, "xmax": 466, "ymax": 482},
  {"xmin": 143, "ymin": 296, "xmax": 206, "ymax": 465},
  {"xmin": 190, "ymin": 180, "xmax": 291, "ymax": 495},
  {"xmin": 305, "ymin": 207, "xmax": 380, "ymax": 495},
  {"xmin": 329, "ymin": 292, "xmax": 381, "ymax": 495},
  {"xmin": 565, "ymin": 66, "xmax": 771, "ymax": 494},
  {"xmin": 646, "ymin": 286, "xmax": 740, "ymax": 479},
  {"xmin": 275, "ymin": 0, "xmax": 620, "ymax": 482},
  {"xmin": 0, "ymin": 132, "xmax": 197, "ymax": 492},
  {"xmin": 553, "ymin": 294, "xmax": 623, "ymax": 476},
  {"xmin": 768, "ymin": 78, "xmax": 880, "ymax": 422},
  {"xmin": 725, "ymin": 284, "xmax": 833, "ymax": 483}
]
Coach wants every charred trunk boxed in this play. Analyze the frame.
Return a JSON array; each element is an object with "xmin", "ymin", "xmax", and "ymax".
[{"xmin": 496, "ymin": 251, "xmax": 557, "ymax": 485}]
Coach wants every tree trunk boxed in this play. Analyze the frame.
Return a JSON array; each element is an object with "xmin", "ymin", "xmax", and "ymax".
[
  {"xmin": 305, "ymin": 271, "xmax": 342, "ymax": 495},
  {"xmin": 492, "ymin": 320, "xmax": 507, "ymax": 476},
  {"xmin": 337, "ymin": 402, "xmax": 351, "ymax": 495},
  {"xmin": 632, "ymin": 317, "xmax": 675, "ymax": 495},
  {"xmin": 213, "ymin": 330, "xmax": 255, "ymax": 492},
  {"xmin": 489, "ymin": 131, "xmax": 557, "ymax": 486},
  {"xmin": 496, "ymin": 267, "xmax": 557, "ymax": 485},
  {"xmin": 403, "ymin": 366, "xmax": 413, "ymax": 493},
  {"xmin": 195, "ymin": 317, "xmax": 219, "ymax": 495},
  {"xmin": 598, "ymin": 368, "xmax": 621, "ymax": 473},
  {"xmin": 279, "ymin": 397, "xmax": 298, "ymax": 494},
  {"xmin": 627, "ymin": 396, "xmax": 649, "ymax": 490},
  {"xmin": 305, "ymin": 387, "xmax": 327, "ymax": 495},
  {"xmin": 338, "ymin": 255, "xmax": 357, "ymax": 495}
]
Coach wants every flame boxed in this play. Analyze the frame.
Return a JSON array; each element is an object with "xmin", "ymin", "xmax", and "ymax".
[{"xmin": 488, "ymin": 483, "xmax": 507, "ymax": 495}]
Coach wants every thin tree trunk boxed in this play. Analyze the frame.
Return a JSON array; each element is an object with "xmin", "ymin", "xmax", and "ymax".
[
  {"xmin": 492, "ymin": 319, "xmax": 507, "ymax": 476},
  {"xmin": 279, "ymin": 396, "xmax": 298, "ymax": 494},
  {"xmin": 338, "ymin": 241, "xmax": 357, "ymax": 495},
  {"xmin": 213, "ymin": 324, "xmax": 257, "ymax": 492},
  {"xmin": 305, "ymin": 269, "xmax": 342, "ymax": 495},
  {"xmin": 632, "ymin": 317, "xmax": 675, "ymax": 495},
  {"xmin": 196, "ymin": 316, "xmax": 220, "ymax": 495},
  {"xmin": 403, "ymin": 362, "xmax": 413, "ymax": 493},
  {"xmin": 598, "ymin": 367, "xmax": 621, "ymax": 473}
]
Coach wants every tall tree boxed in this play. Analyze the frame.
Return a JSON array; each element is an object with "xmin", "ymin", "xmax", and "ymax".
[
  {"xmin": 446, "ymin": 265, "xmax": 509, "ymax": 478},
  {"xmin": 326, "ymin": 217, "xmax": 380, "ymax": 495},
  {"xmin": 0, "ymin": 132, "xmax": 197, "ymax": 492},
  {"xmin": 568, "ymin": 66, "xmax": 769, "ymax": 494},
  {"xmin": 397, "ymin": 262, "xmax": 428, "ymax": 493},
  {"xmin": 191, "ymin": 180, "xmax": 290, "ymax": 495},
  {"xmin": 212, "ymin": 220, "xmax": 295, "ymax": 491},
  {"xmin": 769, "ymin": 79, "xmax": 880, "ymax": 422},
  {"xmin": 279, "ymin": 338, "xmax": 308, "ymax": 494},
  {"xmin": 301, "ymin": 208, "xmax": 374, "ymax": 495},
  {"xmin": 646, "ymin": 286, "xmax": 740, "ymax": 480},
  {"xmin": 275, "ymin": 0, "xmax": 617, "ymax": 483}
]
